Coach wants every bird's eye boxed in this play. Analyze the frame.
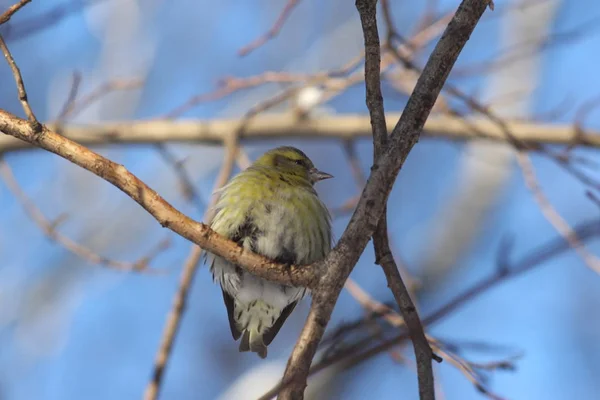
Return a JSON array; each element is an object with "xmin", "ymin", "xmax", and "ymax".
[{"xmin": 294, "ymin": 159, "xmax": 304, "ymax": 166}]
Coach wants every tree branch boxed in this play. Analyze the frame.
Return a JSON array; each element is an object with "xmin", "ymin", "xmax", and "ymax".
[
  {"xmin": 516, "ymin": 152, "xmax": 600, "ymax": 273},
  {"xmin": 276, "ymin": 1, "xmax": 491, "ymax": 398},
  {"xmin": 0, "ymin": 0, "xmax": 30, "ymax": 25},
  {"xmin": 238, "ymin": 0, "xmax": 300, "ymax": 57},
  {"xmin": 0, "ymin": 33, "xmax": 40, "ymax": 129},
  {"xmin": 2, "ymin": 114, "xmax": 598, "ymax": 154},
  {"xmin": 357, "ymin": 0, "xmax": 436, "ymax": 399}
]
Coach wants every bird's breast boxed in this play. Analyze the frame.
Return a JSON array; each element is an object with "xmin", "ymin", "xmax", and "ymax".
[{"xmin": 211, "ymin": 172, "xmax": 331, "ymax": 267}]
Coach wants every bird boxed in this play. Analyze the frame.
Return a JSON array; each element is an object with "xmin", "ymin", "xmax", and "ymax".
[{"xmin": 208, "ymin": 146, "xmax": 333, "ymax": 358}]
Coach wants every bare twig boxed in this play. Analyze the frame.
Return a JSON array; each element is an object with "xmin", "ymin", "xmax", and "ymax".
[
  {"xmin": 430, "ymin": 343, "xmax": 507, "ymax": 400},
  {"xmin": 0, "ymin": 0, "xmax": 30, "ymax": 25},
  {"xmin": 344, "ymin": 279, "xmax": 511, "ymax": 399},
  {"xmin": 143, "ymin": 133, "xmax": 240, "ymax": 400},
  {"xmin": 516, "ymin": 152, "xmax": 600, "ymax": 273},
  {"xmin": 0, "ymin": 109, "xmax": 321, "ymax": 288},
  {"xmin": 343, "ymin": 283, "xmax": 425, "ymax": 377},
  {"xmin": 155, "ymin": 144, "xmax": 206, "ymax": 214},
  {"xmin": 344, "ymin": 278, "xmax": 404, "ymax": 326},
  {"xmin": 0, "ymin": 157, "xmax": 168, "ymax": 271},
  {"xmin": 3, "ymin": 0, "xmax": 105, "ymax": 42},
  {"xmin": 238, "ymin": 0, "xmax": 300, "ymax": 57},
  {"xmin": 588, "ymin": 191, "xmax": 600, "ymax": 208},
  {"xmin": 164, "ymin": 71, "xmax": 331, "ymax": 119},
  {"xmin": 0, "ymin": 34, "xmax": 40, "ymax": 130},
  {"xmin": 235, "ymin": 147, "xmax": 253, "ymax": 170},
  {"xmin": 329, "ymin": 195, "xmax": 359, "ymax": 219},
  {"xmin": 56, "ymin": 71, "xmax": 83, "ymax": 122},
  {"xmin": 58, "ymin": 77, "xmax": 144, "ymax": 121}
]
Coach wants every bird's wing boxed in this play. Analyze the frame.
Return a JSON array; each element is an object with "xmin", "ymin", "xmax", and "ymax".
[
  {"xmin": 221, "ymin": 289, "xmax": 242, "ymax": 340},
  {"xmin": 261, "ymin": 301, "xmax": 298, "ymax": 346}
]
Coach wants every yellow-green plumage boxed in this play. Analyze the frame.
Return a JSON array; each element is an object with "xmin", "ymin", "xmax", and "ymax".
[{"xmin": 209, "ymin": 146, "xmax": 332, "ymax": 358}]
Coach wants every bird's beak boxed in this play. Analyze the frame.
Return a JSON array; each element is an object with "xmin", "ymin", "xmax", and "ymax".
[{"xmin": 309, "ymin": 168, "xmax": 334, "ymax": 182}]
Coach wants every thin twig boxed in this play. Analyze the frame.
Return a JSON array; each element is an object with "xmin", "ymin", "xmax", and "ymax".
[
  {"xmin": 235, "ymin": 147, "xmax": 252, "ymax": 170},
  {"xmin": 516, "ymin": 152, "xmax": 600, "ymax": 273},
  {"xmin": 3, "ymin": 0, "xmax": 105, "ymax": 42},
  {"xmin": 0, "ymin": 33, "xmax": 40, "ymax": 130},
  {"xmin": 155, "ymin": 144, "xmax": 206, "ymax": 215},
  {"xmin": 59, "ymin": 77, "xmax": 144, "ymax": 120},
  {"xmin": 56, "ymin": 71, "xmax": 83, "ymax": 122},
  {"xmin": 238, "ymin": 0, "xmax": 300, "ymax": 57},
  {"xmin": 329, "ymin": 195, "xmax": 359, "ymax": 219},
  {"xmin": 344, "ymin": 279, "xmax": 511, "ymax": 399},
  {"xmin": 164, "ymin": 71, "xmax": 334, "ymax": 119},
  {"xmin": 431, "ymin": 344, "xmax": 507, "ymax": 400},
  {"xmin": 451, "ymin": 13, "xmax": 600, "ymax": 77}
]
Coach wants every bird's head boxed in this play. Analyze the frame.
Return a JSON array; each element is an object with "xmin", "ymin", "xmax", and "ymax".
[{"xmin": 254, "ymin": 146, "xmax": 333, "ymax": 185}]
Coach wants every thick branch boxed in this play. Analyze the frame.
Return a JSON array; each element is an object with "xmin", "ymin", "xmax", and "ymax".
[
  {"xmin": 0, "ymin": 109, "xmax": 320, "ymax": 289},
  {"xmin": 276, "ymin": 1, "xmax": 491, "ymax": 398},
  {"xmin": 2, "ymin": 114, "xmax": 599, "ymax": 153}
]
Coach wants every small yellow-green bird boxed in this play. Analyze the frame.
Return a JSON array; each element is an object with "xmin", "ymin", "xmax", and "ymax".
[{"xmin": 209, "ymin": 146, "xmax": 333, "ymax": 358}]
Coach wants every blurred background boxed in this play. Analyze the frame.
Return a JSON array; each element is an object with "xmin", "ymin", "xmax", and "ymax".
[{"xmin": 1, "ymin": 0, "xmax": 600, "ymax": 399}]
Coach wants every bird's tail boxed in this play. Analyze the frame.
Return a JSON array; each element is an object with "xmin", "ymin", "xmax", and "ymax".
[
  {"xmin": 238, "ymin": 324, "xmax": 268, "ymax": 359},
  {"xmin": 235, "ymin": 299, "xmax": 298, "ymax": 359}
]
